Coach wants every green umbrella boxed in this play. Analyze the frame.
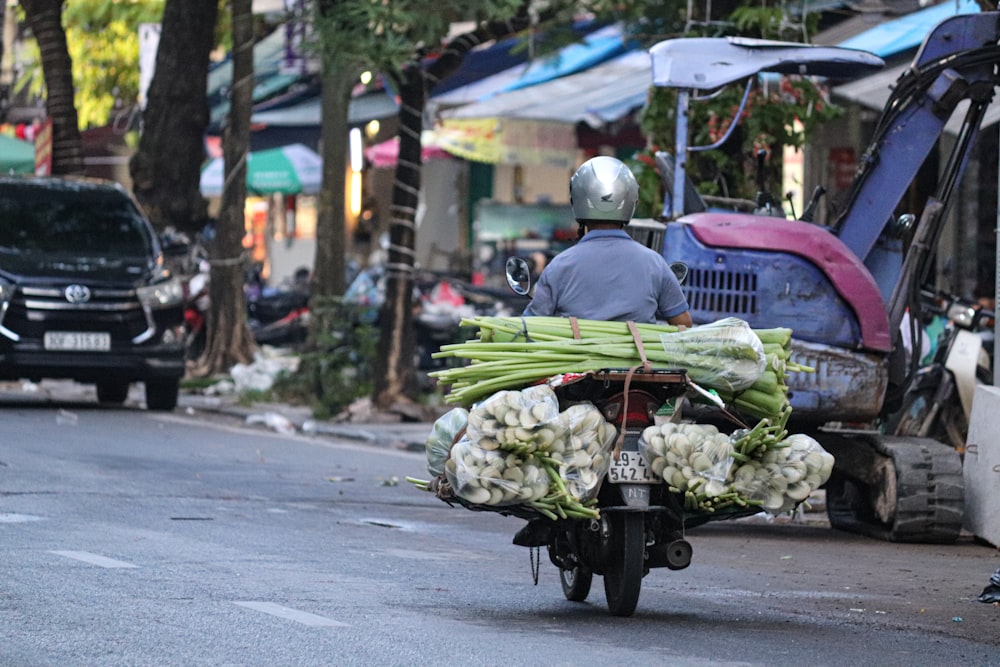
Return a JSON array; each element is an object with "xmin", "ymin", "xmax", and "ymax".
[
  {"xmin": 199, "ymin": 143, "xmax": 322, "ymax": 196},
  {"xmin": 0, "ymin": 135, "xmax": 35, "ymax": 175}
]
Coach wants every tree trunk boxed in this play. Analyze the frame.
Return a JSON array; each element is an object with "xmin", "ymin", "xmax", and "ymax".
[
  {"xmin": 190, "ymin": 0, "xmax": 255, "ymax": 377},
  {"xmin": 307, "ymin": 65, "xmax": 353, "ymax": 345},
  {"xmin": 372, "ymin": 9, "xmax": 537, "ymax": 410},
  {"xmin": 128, "ymin": 0, "xmax": 219, "ymax": 236},
  {"xmin": 20, "ymin": 0, "xmax": 83, "ymax": 176},
  {"xmin": 372, "ymin": 63, "xmax": 423, "ymax": 409}
]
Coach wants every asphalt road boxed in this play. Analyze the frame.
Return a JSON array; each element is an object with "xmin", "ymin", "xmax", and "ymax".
[{"xmin": 0, "ymin": 384, "xmax": 998, "ymax": 666}]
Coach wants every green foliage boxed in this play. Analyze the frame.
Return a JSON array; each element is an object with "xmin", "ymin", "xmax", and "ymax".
[
  {"xmin": 309, "ymin": 0, "xmax": 523, "ymax": 81},
  {"xmin": 271, "ymin": 299, "xmax": 379, "ymax": 420},
  {"xmin": 16, "ymin": 0, "xmax": 233, "ymax": 130},
  {"xmin": 65, "ymin": 0, "xmax": 166, "ymax": 128}
]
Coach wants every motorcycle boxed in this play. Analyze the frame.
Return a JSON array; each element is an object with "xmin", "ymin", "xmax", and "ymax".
[
  {"xmin": 497, "ymin": 257, "xmax": 757, "ymax": 616},
  {"xmin": 886, "ymin": 290, "xmax": 994, "ymax": 450}
]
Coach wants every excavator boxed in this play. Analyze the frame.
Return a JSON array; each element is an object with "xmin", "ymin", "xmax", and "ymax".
[{"xmin": 647, "ymin": 10, "xmax": 1000, "ymax": 542}]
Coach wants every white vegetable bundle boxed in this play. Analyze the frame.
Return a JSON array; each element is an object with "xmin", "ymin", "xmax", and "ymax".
[
  {"xmin": 465, "ymin": 384, "xmax": 562, "ymax": 454},
  {"xmin": 444, "ymin": 437, "xmax": 550, "ymax": 506},
  {"xmin": 639, "ymin": 422, "xmax": 734, "ymax": 499},
  {"xmin": 640, "ymin": 412, "xmax": 835, "ymax": 515},
  {"xmin": 553, "ymin": 403, "xmax": 618, "ymax": 500},
  {"xmin": 411, "ymin": 385, "xmax": 620, "ymax": 520},
  {"xmin": 730, "ymin": 433, "xmax": 834, "ymax": 514}
]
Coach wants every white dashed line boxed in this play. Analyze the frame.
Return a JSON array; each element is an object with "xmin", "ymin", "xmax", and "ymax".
[
  {"xmin": 49, "ymin": 550, "xmax": 139, "ymax": 568},
  {"xmin": 0, "ymin": 513, "xmax": 45, "ymax": 523},
  {"xmin": 233, "ymin": 601, "xmax": 349, "ymax": 627}
]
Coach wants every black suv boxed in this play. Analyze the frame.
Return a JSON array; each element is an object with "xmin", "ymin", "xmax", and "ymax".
[{"xmin": 0, "ymin": 176, "xmax": 185, "ymax": 410}]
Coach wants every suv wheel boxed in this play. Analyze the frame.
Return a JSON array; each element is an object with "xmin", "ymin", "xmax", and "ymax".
[
  {"xmin": 145, "ymin": 379, "xmax": 179, "ymax": 411},
  {"xmin": 96, "ymin": 380, "xmax": 130, "ymax": 405}
]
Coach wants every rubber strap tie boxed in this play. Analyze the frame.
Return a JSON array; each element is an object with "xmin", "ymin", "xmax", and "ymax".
[
  {"xmin": 627, "ymin": 320, "xmax": 652, "ymax": 372},
  {"xmin": 569, "ymin": 316, "xmax": 581, "ymax": 340},
  {"xmin": 613, "ymin": 362, "xmax": 643, "ymax": 462}
]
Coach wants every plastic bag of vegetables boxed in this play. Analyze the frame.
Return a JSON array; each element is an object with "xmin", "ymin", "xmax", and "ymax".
[
  {"xmin": 444, "ymin": 436, "xmax": 550, "ymax": 506},
  {"xmin": 639, "ymin": 422, "xmax": 735, "ymax": 498},
  {"xmin": 657, "ymin": 317, "xmax": 766, "ymax": 392},
  {"xmin": 554, "ymin": 403, "xmax": 619, "ymax": 501},
  {"xmin": 465, "ymin": 384, "xmax": 565, "ymax": 454},
  {"xmin": 731, "ymin": 432, "xmax": 835, "ymax": 514},
  {"xmin": 425, "ymin": 407, "xmax": 468, "ymax": 477}
]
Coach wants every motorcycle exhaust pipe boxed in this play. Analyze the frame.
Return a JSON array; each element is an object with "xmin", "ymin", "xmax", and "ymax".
[{"xmin": 664, "ymin": 539, "xmax": 693, "ymax": 570}]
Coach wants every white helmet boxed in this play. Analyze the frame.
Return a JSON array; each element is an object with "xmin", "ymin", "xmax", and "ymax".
[{"xmin": 569, "ymin": 156, "xmax": 639, "ymax": 223}]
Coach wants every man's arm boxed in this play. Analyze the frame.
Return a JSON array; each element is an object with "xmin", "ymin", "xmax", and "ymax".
[
  {"xmin": 667, "ymin": 311, "xmax": 693, "ymax": 328},
  {"xmin": 523, "ymin": 273, "xmax": 555, "ymax": 317}
]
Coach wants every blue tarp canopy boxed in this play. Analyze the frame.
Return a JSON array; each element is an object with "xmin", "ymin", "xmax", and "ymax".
[
  {"xmin": 837, "ymin": 0, "xmax": 980, "ymax": 58},
  {"xmin": 427, "ymin": 19, "xmax": 609, "ymax": 97},
  {"xmin": 430, "ymin": 23, "xmax": 635, "ymax": 110},
  {"xmin": 442, "ymin": 50, "xmax": 650, "ymax": 128}
]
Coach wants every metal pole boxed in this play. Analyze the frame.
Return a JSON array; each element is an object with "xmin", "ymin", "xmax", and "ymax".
[{"xmin": 672, "ymin": 90, "xmax": 690, "ymax": 220}]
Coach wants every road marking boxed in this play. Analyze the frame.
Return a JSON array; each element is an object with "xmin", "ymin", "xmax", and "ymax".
[
  {"xmin": 233, "ymin": 601, "xmax": 349, "ymax": 627},
  {"xmin": 0, "ymin": 513, "xmax": 45, "ymax": 523},
  {"xmin": 49, "ymin": 550, "xmax": 139, "ymax": 568}
]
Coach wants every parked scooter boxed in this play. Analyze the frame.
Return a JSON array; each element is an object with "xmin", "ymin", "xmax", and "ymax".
[
  {"xmin": 886, "ymin": 291, "xmax": 994, "ymax": 450},
  {"xmin": 499, "ymin": 257, "xmax": 753, "ymax": 617},
  {"xmin": 182, "ymin": 261, "xmax": 211, "ymax": 360}
]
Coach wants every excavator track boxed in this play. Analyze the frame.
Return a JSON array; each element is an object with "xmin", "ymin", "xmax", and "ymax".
[{"xmin": 826, "ymin": 436, "xmax": 964, "ymax": 543}]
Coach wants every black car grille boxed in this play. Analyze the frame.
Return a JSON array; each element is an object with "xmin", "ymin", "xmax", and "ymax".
[{"xmin": 3, "ymin": 285, "xmax": 148, "ymax": 341}]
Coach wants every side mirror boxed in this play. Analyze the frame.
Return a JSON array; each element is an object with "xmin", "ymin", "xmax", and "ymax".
[
  {"xmin": 670, "ymin": 261, "xmax": 689, "ymax": 285},
  {"xmin": 505, "ymin": 257, "xmax": 531, "ymax": 296}
]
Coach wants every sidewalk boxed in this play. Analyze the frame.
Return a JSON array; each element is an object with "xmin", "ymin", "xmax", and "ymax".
[{"xmin": 179, "ymin": 391, "xmax": 437, "ymax": 452}]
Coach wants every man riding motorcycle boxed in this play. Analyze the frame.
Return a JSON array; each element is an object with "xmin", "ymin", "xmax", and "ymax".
[
  {"xmin": 523, "ymin": 155, "xmax": 692, "ymax": 327},
  {"xmin": 515, "ymin": 156, "xmax": 693, "ymax": 548}
]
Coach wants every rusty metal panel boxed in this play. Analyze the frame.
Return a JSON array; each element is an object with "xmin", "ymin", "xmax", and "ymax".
[{"xmin": 785, "ymin": 339, "xmax": 888, "ymax": 422}]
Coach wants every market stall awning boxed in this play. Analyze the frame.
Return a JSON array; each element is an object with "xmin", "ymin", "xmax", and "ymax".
[
  {"xmin": 440, "ymin": 50, "xmax": 651, "ymax": 129},
  {"xmin": 430, "ymin": 23, "xmax": 636, "ymax": 113},
  {"xmin": 249, "ymin": 89, "xmax": 399, "ymax": 127},
  {"xmin": 832, "ymin": 62, "xmax": 1000, "ymax": 135},
  {"xmin": 837, "ymin": 0, "xmax": 980, "ymax": 58},
  {"xmin": 427, "ymin": 19, "xmax": 610, "ymax": 97},
  {"xmin": 433, "ymin": 118, "xmax": 578, "ymax": 168}
]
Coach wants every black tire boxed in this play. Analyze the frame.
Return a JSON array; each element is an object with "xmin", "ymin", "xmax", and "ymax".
[
  {"xmin": 560, "ymin": 566, "xmax": 593, "ymax": 602},
  {"xmin": 603, "ymin": 512, "xmax": 644, "ymax": 617},
  {"xmin": 96, "ymin": 380, "xmax": 130, "ymax": 405},
  {"xmin": 145, "ymin": 379, "xmax": 179, "ymax": 411}
]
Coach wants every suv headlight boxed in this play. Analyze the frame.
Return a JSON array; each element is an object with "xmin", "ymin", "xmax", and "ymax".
[{"xmin": 137, "ymin": 277, "xmax": 183, "ymax": 308}]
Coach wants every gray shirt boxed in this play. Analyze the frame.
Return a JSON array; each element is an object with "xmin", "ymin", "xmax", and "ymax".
[{"xmin": 523, "ymin": 229, "xmax": 689, "ymax": 323}]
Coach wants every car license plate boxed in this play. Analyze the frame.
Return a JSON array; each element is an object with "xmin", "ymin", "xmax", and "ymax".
[
  {"xmin": 43, "ymin": 331, "xmax": 111, "ymax": 352},
  {"xmin": 608, "ymin": 450, "xmax": 656, "ymax": 484}
]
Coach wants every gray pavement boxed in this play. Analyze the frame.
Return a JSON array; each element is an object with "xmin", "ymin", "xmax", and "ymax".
[{"xmin": 0, "ymin": 379, "xmax": 438, "ymax": 453}]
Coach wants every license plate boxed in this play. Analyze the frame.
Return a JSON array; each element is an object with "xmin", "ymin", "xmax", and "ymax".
[
  {"xmin": 608, "ymin": 450, "xmax": 656, "ymax": 484},
  {"xmin": 43, "ymin": 331, "xmax": 111, "ymax": 351}
]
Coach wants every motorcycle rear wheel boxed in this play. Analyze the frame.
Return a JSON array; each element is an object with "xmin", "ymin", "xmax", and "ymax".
[
  {"xmin": 559, "ymin": 565, "xmax": 593, "ymax": 602},
  {"xmin": 603, "ymin": 512, "xmax": 644, "ymax": 617}
]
